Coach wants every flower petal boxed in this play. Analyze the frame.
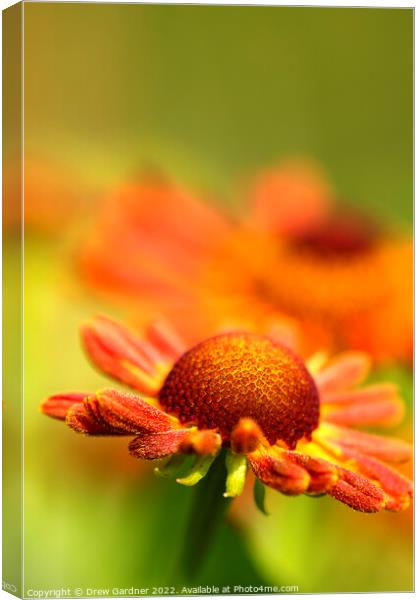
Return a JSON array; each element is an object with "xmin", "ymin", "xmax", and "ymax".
[
  {"xmin": 321, "ymin": 383, "xmax": 399, "ymax": 405},
  {"xmin": 66, "ymin": 403, "xmax": 124, "ymax": 435},
  {"xmin": 265, "ymin": 320, "xmax": 300, "ymax": 353},
  {"xmin": 328, "ymin": 468, "xmax": 385, "ymax": 512},
  {"xmin": 81, "ymin": 316, "xmax": 166, "ymax": 395},
  {"xmin": 79, "ymin": 179, "xmax": 231, "ymax": 305},
  {"xmin": 317, "ymin": 423, "xmax": 412, "ymax": 463},
  {"xmin": 249, "ymin": 161, "xmax": 332, "ymax": 236},
  {"xmin": 41, "ymin": 393, "xmax": 86, "ymax": 420},
  {"xmin": 231, "ymin": 418, "xmax": 266, "ymax": 454},
  {"xmin": 84, "ymin": 388, "xmax": 177, "ymax": 434},
  {"xmin": 314, "ymin": 352, "xmax": 371, "ymax": 394},
  {"xmin": 248, "ymin": 453, "xmax": 310, "ymax": 495},
  {"xmin": 145, "ymin": 321, "xmax": 185, "ymax": 361},
  {"xmin": 285, "ymin": 451, "xmax": 339, "ymax": 494},
  {"xmin": 324, "ymin": 396, "xmax": 405, "ymax": 428},
  {"xmin": 128, "ymin": 429, "xmax": 189, "ymax": 459},
  {"xmin": 346, "ymin": 452, "xmax": 412, "ymax": 511},
  {"xmin": 179, "ymin": 429, "xmax": 222, "ymax": 456}
]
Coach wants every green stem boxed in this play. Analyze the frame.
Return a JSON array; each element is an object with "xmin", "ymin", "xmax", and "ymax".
[{"xmin": 178, "ymin": 449, "xmax": 232, "ymax": 581}]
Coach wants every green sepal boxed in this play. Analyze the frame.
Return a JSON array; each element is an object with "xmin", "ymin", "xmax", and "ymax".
[
  {"xmin": 224, "ymin": 452, "xmax": 248, "ymax": 498},
  {"xmin": 154, "ymin": 453, "xmax": 195, "ymax": 478},
  {"xmin": 253, "ymin": 478, "xmax": 269, "ymax": 515},
  {"xmin": 176, "ymin": 454, "xmax": 217, "ymax": 486}
]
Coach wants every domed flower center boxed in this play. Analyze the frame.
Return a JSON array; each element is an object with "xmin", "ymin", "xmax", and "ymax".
[{"xmin": 159, "ymin": 333, "xmax": 319, "ymax": 448}]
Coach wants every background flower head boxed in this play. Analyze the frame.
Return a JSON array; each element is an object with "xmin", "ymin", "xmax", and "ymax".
[{"xmin": 79, "ymin": 160, "xmax": 412, "ymax": 364}]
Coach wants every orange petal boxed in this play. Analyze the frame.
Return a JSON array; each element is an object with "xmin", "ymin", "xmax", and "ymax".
[
  {"xmin": 265, "ymin": 319, "xmax": 300, "ymax": 353},
  {"xmin": 314, "ymin": 352, "xmax": 371, "ymax": 394},
  {"xmin": 231, "ymin": 418, "xmax": 266, "ymax": 454},
  {"xmin": 80, "ymin": 178, "xmax": 231, "ymax": 300},
  {"xmin": 328, "ymin": 469, "xmax": 385, "ymax": 512},
  {"xmin": 324, "ymin": 395, "xmax": 405, "ymax": 428},
  {"xmin": 145, "ymin": 321, "xmax": 185, "ymax": 361},
  {"xmin": 249, "ymin": 160, "xmax": 332, "ymax": 236},
  {"xmin": 84, "ymin": 388, "xmax": 176, "ymax": 434},
  {"xmin": 81, "ymin": 316, "xmax": 165, "ymax": 395},
  {"xmin": 41, "ymin": 393, "xmax": 86, "ymax": 420},
  {"xmin": 128, "ymin": 429, "xmax": 189, "ymax": 459},
  {"xmin": 321, "ymin": 383, "xmax": 399, "ymax": 405},
  {"xmin": 285, "ymin": 451, "xmax": 339, "ymax": 494},
  {"xmin": 319, "ymin": 424, "xmax": 412, "ymax": 463},
  {"xmin": 248, "ymin": 453, "xmax": 310, "ymax": 495},
  {"xmin": 66, "ymin": 403, "xmax": 125, "ymax": 435},
  {"xmin": 346, "ymin": 452, "xmax": 412, "ymax": 511},
  {"xmin": 179, "ymin": 429, "xmax": 222, "ymax": 456},
  {"xmin": 385, "ymin": 496, "xmax": 412, "ymax": 511}
]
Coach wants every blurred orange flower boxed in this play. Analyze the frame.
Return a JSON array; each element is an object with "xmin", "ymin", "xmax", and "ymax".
[
  {"xmin": 4, "ymin": 154, "xmax": 90, "ymax": 233},
  {"xmin": 78, "ymin": 175, "xmax": 231, "ymax": 333},
  {"xmin": 79, "ymin": 162, "xmax": 412, "ymax": 363},
  {"xmin": 229, "ymin": 160, "xmax": 413, "ymax": 363},
  {"xmin": 42, "ymin": 316, "xmax": 412, "ymax": 513}
]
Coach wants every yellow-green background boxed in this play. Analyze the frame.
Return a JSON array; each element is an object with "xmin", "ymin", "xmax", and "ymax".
[{"xmin": 6, "ymin": 3, "xmax": 415, "ymax": 595}]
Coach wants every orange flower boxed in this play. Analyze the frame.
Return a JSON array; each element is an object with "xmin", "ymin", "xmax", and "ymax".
[
  {"xmin": 4, "ymin": 154, "xmax": 89, "ymax": 233},
  {"xmin": 41, "ymin": 316, "xmax": 412, "ymax": 513},
  {"xmin": 79, "ymin": 163, "xmax": 412, "ymax": 363},
  {"xmin": 79, "ymin": 176, "xmax": 230, "ymax": 310},
  {"xmin": 229, "ymin": 160, "xmax": 413, "ymax": 362}
]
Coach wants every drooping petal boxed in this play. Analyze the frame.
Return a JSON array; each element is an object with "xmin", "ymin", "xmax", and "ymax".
[
  {"xmin": 314, "ymin": 352, "xmax": 371, "ymax": 394},
  {"xmin": 316, "ymin": 423, "xmax": 412, "ymax": 463},
  {"xmin": 248, "ymin": 452, "xmax": 310, "ymax": 495},
  {"xmin": 66, "ymin": 402, "xmax": 125, "ymax": 435},
  {"xmin": 285, "ymin": 451, "xmax": 339, "ymax": 494},
  {"xmin": 84, "ymin": 388, "xmax": 177, "ymax": 434},
  {"xmin": 327, "ymin": 468, "xmax": 385, "ymax": 512},
  {"xmin": 178, "ymin": 429, "xmax": 222, "ymax": 456},
  {"xmin": 41, "ymin": 393, "xmax": 86, "ymax": 420},
  {"xmin": 344, "ymin": 451, "xmax": 413, "ymax": 511},
  {"xmin": 81, "ymin": 316, "xmax": 167, "ymax": 395},
  {"xmin": 230, "ymin": 418, "xmax": 266, "ymax": 454},
  {"xmin": 385, "ymin": 495, "xmax": 412, "ymax": 512},
  {"xmin": 128, "ymin": 429, "xmax": 189, "ymax": 459}
]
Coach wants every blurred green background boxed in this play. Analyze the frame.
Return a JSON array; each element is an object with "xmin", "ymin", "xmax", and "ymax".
[
  {"xmin": 23, "ymin": 4, "xmax": 412, "ymax": 222},
  {"xmin": 9, "ymin": 3, "xmax": 415, "ymax": 595}
]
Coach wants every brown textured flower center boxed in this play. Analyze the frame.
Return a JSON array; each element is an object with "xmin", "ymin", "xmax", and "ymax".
[{"xmin": 159, "ymin": 333, "xmax": 319, "ymax": 448}]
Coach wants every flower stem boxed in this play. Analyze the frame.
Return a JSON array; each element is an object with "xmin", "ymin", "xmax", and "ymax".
[{"xmin": 178, "ymin": 449, "xmax": 232, "ymax": 580}]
